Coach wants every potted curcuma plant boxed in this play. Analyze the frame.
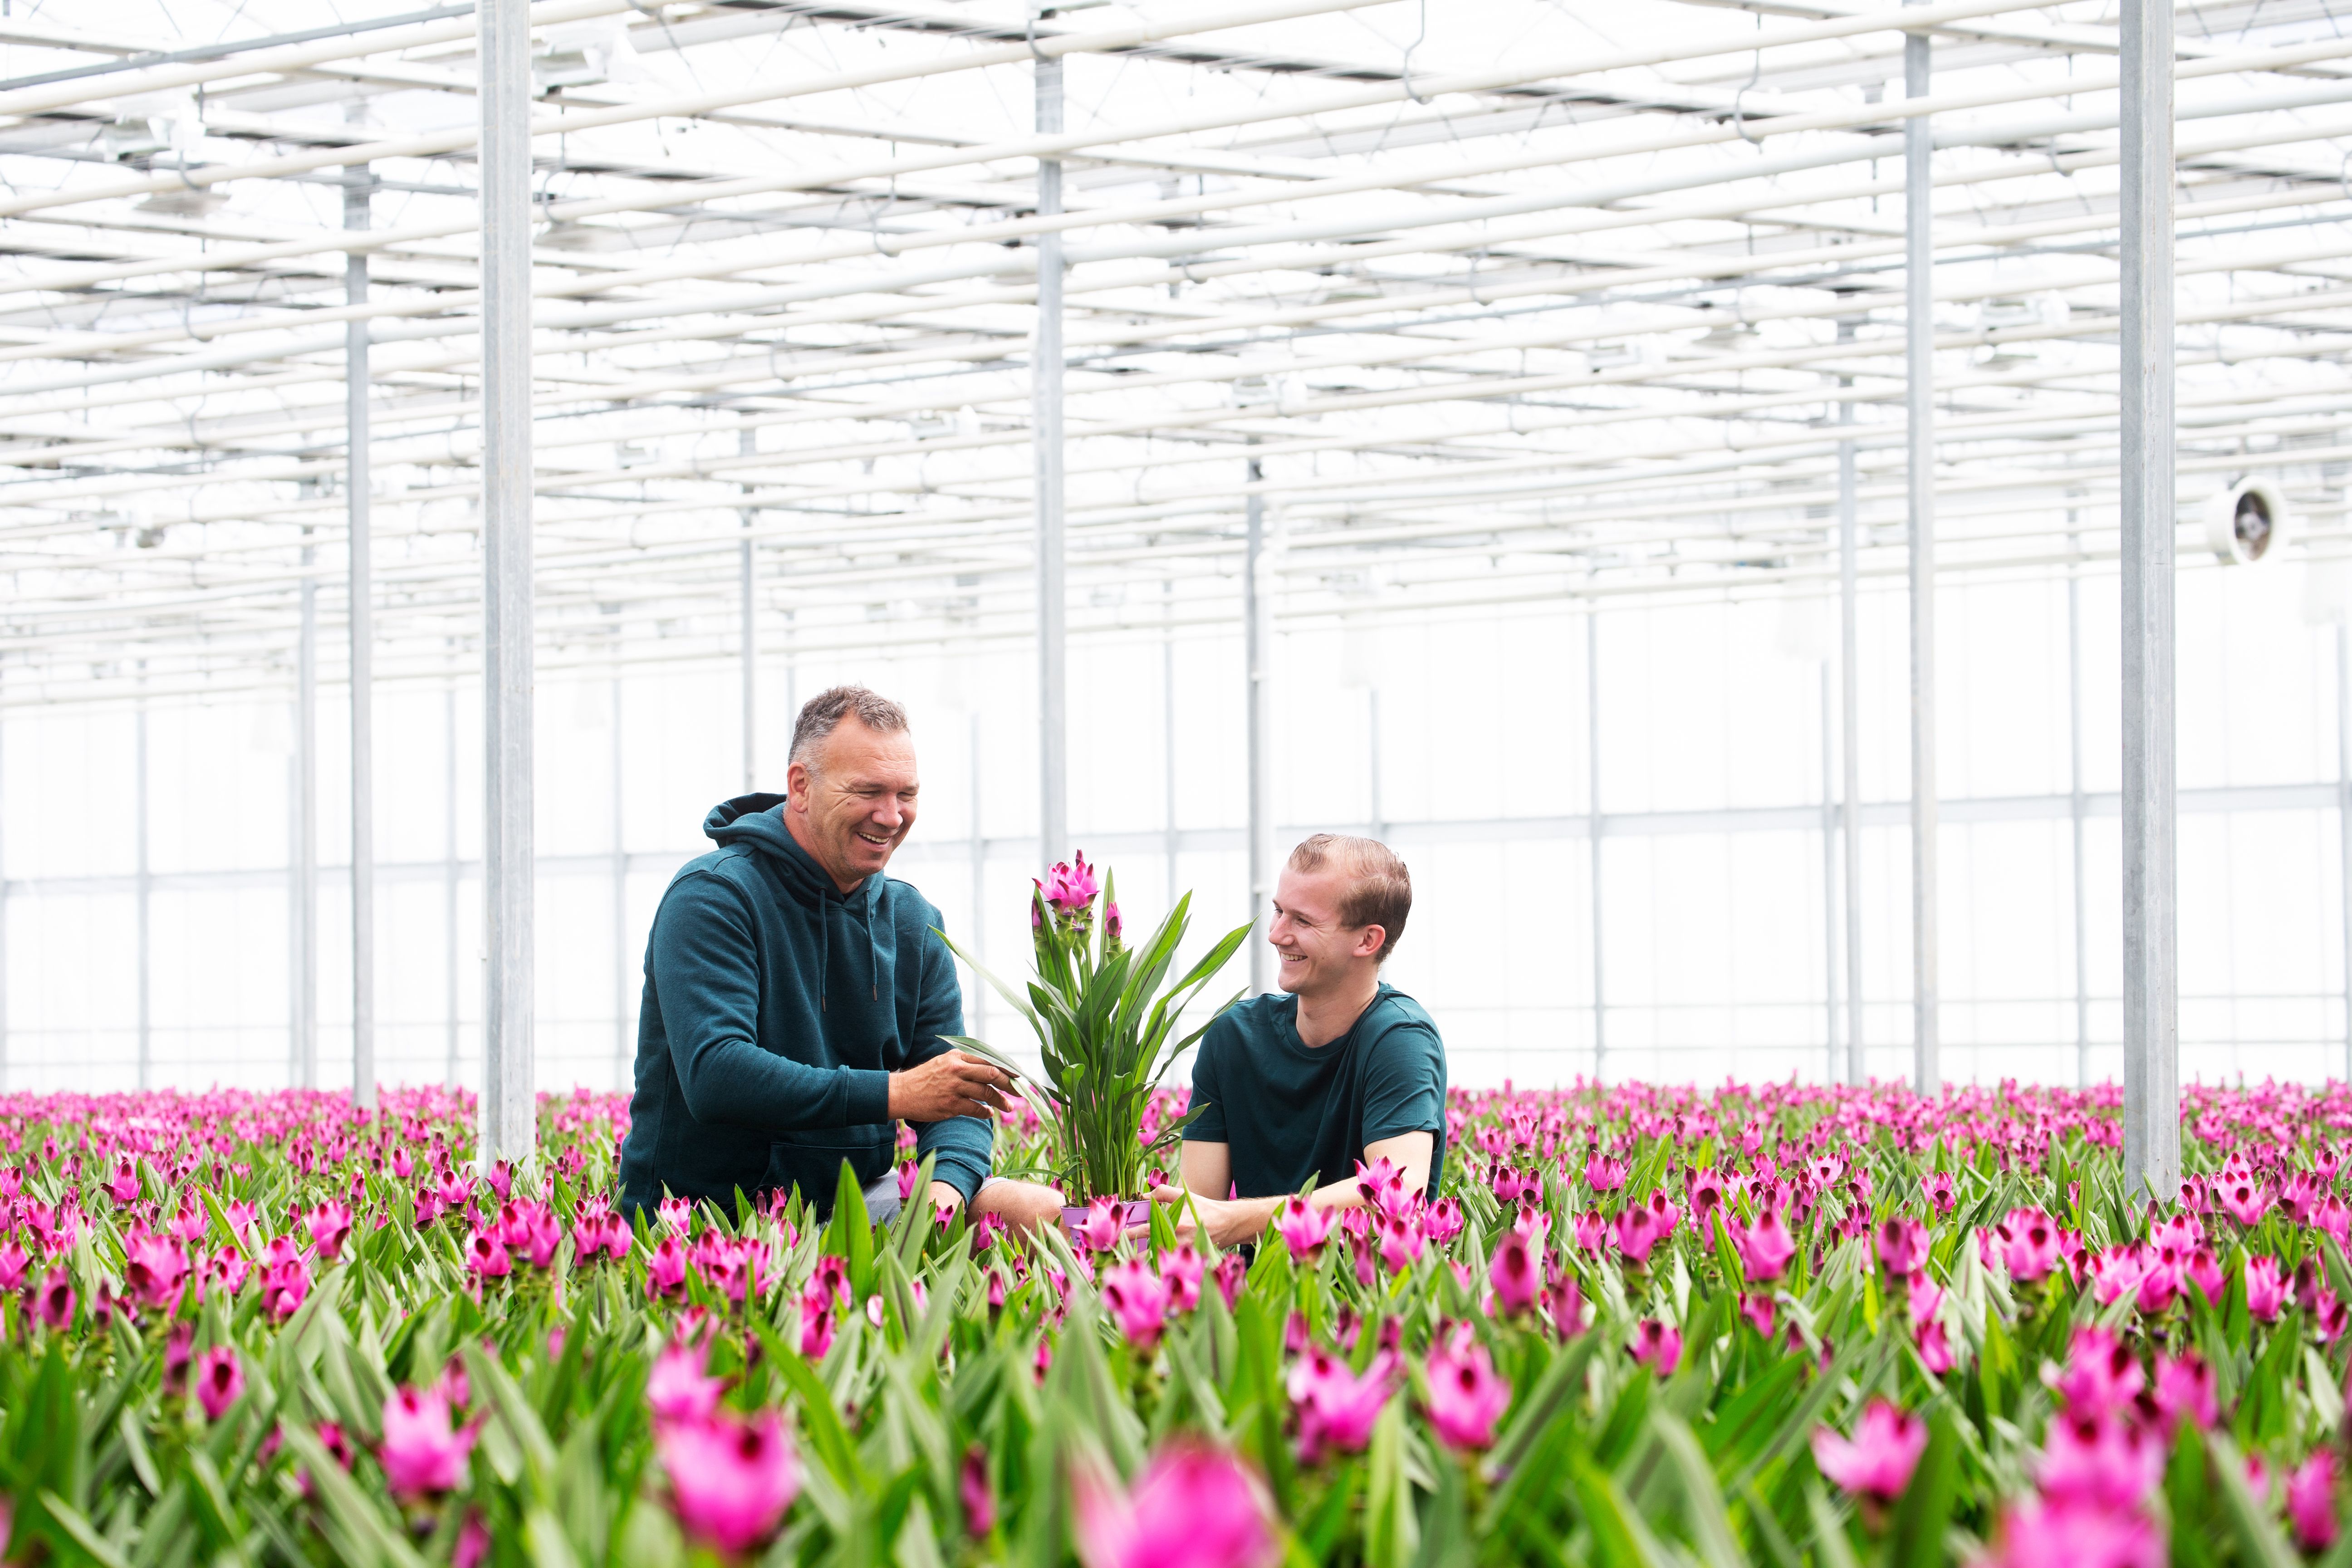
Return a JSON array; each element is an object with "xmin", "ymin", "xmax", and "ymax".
[{"xmin": 938, "ymin": 852, "xmax": 1250, "ymax": 1230}]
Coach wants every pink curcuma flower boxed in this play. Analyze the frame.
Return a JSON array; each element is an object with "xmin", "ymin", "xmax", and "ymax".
[
  {"xmin": 659, "ymin": 1411, "xmax": 800, "ymax": 1555},
  {"xmin": 2035, "ymin": 1409, "xmax": 2164, "ymax": 1512},
  {"xmin": 1073, "ymin": 1442, "xmax": 1275, "ymax": 1568},
  {"xmin": 1214, "ymin": 1253, "xmax": 1247, "ymax": 1310},
  {"xmin": 647, "ymin": 1341, "xmax": 724, "ymax": 1426},
  {"xmin": 1999, "ymin": 1207, "xmax": 2062, "ymax": 1281},
  {"xmin": 454, "ymin": 1515, "xmax": 490, "ymax": 1568},
  {"xmin": 1613, "ymin": 1204, "xmax": 1663, "ymax": 1266},
  {"xmin": 1040, "ymin": 853, "xmax": 1100, "ymax": 917},
  {"xmin": 1074, "ymin": 1197, "xmax": 1127, "ymax": 1256},
  {"xmin": 1876, "ymin": 1216, "xmax": 1929, "ymax": 1278},
  {"xmin": 2244, "ymin": 1254, "xmax": 2287, "ymax": 1323},
  {"xmin": 1810, "ymin": 1401, "xmax": 1927, "ymax": 1503},
  {"xmin": 1629, "ymin": 1319, "xmax": 1683, "ymax": 1377},
  {"xmin": 1377, "ymin": 1212, "xmax": 1425, "ymax": 1274},
  {"xmin": 1287, "ymin": 1346, "xmax": 1396, "ymax": 1463},
  {"xmin": 1353, "ymin": 1157, "xmax": 1409, "ymax": 1218},
  {"xmin": 1489, "ymin": 1232, "xmax": 1540, "ymax": 1315},
  {"xmin": 1914, "ymin": 1318, "xmax": 1955, "ymax": 1375},
  {"xmin": 260, "ymin": 1251, "xmax": 311, "ymax": 1321},
  {"xmin": 1737, "ymin": 1206, "xmax": 1798, "ymax": 1284},
  {"xmin": 645, "ymin": 1235, "xmax": 688, "ymax": 1297},
  {"xmin": 34, "ymin": 1267, "xmax": 75, "ymax": 1329},
  {"xmin": 193, "ymin": 1346, "xmax": 245, "ymax": 1420},
  {"xmin": 106, "ymin": 1158, "xmax": 141, "ymax": 1206},
  {"xmin": 799, "ymin": 1288, "xmax": 838, "ymax": 1360},
  {"xmin": 124, "ymin": 1229, "xmax": 190, "ymax": 1313},
  {"xmin": 1424, "ymin": 1335, "xmax": 1513, "ymax": 1451},
  {"xmin": 306, "ymin": 1200, "xmax": 354, "ymax": 1260},
  {"xmin": 1099, "ymin": 1258, "xmax": 1170, "ymax": 1351},
  {"xmin": 1980, "ymin": 1496, "xmax": 2164, "ymax": 1568},
  {"xmin": 2049, "ymin": 1327, "xmax": 2144, "ymax": 1417},
  {"xmin": 378, "ymin": 1386, "xmax": 478, "ymax": 1498},
  {"xmin": 1546, "ymin": 1262, "xmax": 1589, "ymax": 1338},
  {"xmin": 462, "ymin": 1227, "xmax": 511, "ymax": 1280},
  {"xmin": 961, "ymin": 1445, "xmax": 995, "ymax": 1539},
  {"xmin": 1274, "ymin": 1196, "xmax": 1332, "ymax": 1260},
  {"xmin": 2152, "ymin": 1351, "xmax": 2217, "ymax": 1432},
  {"xmin": 2182, "ymin": 1245, "xmax": 2225, "ymax": 1304},
  {"xmin": 1161, "ymin": 1245, "xmax": 1205, "ymax": 1313},
  {"xmin": 2288, "ymin": 1451, "xmax": 2339, "ymax": 1550},
  {"xmin": 2219, "ymin": 1176, "xmax": 2274, "ymax": 1229}
]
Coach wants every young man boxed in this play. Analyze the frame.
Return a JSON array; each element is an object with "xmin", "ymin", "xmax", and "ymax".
[
  {"xmin": 618, "ymin": 685, "xmax": 1062, "ymax": 1228},
  {"xmin": 1153, "ymin": 834, "xmax": 1447, "ymax": 1247}
]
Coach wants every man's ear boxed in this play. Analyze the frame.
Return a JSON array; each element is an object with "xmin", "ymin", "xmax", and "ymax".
[
  {"xmin": 785, "ymin": 759, "xmax": 812, "ymax": 811},
  {"xmin": 1354, "ymin": 924, "xmax": 1386, "ymax": 960}
]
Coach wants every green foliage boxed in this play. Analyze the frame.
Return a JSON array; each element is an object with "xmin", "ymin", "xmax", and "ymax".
[{"xmin": 939, "ymin": 864, "xmax": 1250, "ymax": 1202}]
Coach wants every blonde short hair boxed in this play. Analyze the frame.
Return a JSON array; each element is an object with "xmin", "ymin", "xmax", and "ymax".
[{"xmin": 1287, "ymin": 833, "xmax": 1411, "ymax": 962}]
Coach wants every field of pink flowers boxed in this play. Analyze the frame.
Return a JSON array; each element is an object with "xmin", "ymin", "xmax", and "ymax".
[{"xmin": 0, "ymin": 1078, "xmax": 2345, "ymax": 1568}]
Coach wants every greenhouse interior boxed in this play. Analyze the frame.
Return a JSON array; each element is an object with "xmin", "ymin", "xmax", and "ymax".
[{"xmin": 0, "ymin": 0, "xmax": 2350, "ymax": 1563}]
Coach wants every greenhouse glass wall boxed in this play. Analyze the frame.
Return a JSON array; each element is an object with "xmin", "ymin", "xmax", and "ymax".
[{"xmin": 0, "ymin": 0, "xmax": 2344, "ymax": 1102}]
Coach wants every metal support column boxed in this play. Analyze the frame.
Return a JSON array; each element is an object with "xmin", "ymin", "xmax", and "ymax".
[
  {"xmin": 1588, "ymin": 597, "xmax": 1607, "ymax": 1082},
  {"xmin": 1368, "ymin": 689, "xmax": 1387, "ymax": 843},
  {"xmin": 0, "ymin": 688, "xmax": 8, "ymax": 1092},
  {"xmin": 2336, "ymin": 620, "xmax": 2348, "ymax": 1083},
  {"xmin": 1163, "ymin": 581, "xmax": 1179, "ymax": 903},
  {"xmin": 296, "ymin": 535, "xmax": 318, "ymax": 1091},
  {"xmin": 1034, "ymin": 51, "xmax": 1068, "ymax": 873},
  {"xmin": 480, "ymin": 0, "xmax": 537, "ymax": 1166},
  {"xmin": 1838, "ymin": 368, "xmax": 1863, "ymax": 1084},
  {"xmin": 740, "ymin": 425, "xmax": 758, "ymax": 792},
  {"xmin": 443, "ymin": 682, "xmax": 461, "ymax": 1087},
  {"xmin": 1904, "ymin": 9, "xmax": 1940, "ymax": 1096},
  {"xmin": 136, "ymin": 691, "xmax": 151, "ymax": 1091},
  {"xmin": 969, "ymin": 706, "xmax": 989, "ymax": 1041},
  {"xmin": 1822, "ymin": 660, "xmax": 1842, "ymax": 1083},
  {"xmin": 2069, "ymin": 513, "xmax": 2091, "ymax": 1087},
  {"xmin": 2120, "ymin": 0, "xmax": 2180, "ymax": 1200},
  {"xmin": 612, "ymin": 673, "xmax": 629, "ymax": 1087},
  {"xmin": 1245, "ymin": 461, "xmax": 1274, "ymax": 994},
  {"xmin": 347, "ymin": 165, "xmax": 376, "ymax": 1110}
]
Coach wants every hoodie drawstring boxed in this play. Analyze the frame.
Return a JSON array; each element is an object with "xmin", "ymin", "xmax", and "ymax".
[
  {"xmin": 866, "ymin": 881, "xmax": 881, "ymax": 1001},
  {"xmin": 817, "ymin": 884, "xmax": 884, "ymax": 1006}
]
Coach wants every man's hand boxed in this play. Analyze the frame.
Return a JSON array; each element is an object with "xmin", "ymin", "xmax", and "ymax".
[
  {"xmin": 888, "ymin": 1050, "xmax": 1014, "ymax": 1122},
  {"xmin": 1149, "ymin": 1185, "xmax": 1280, "ymax": 1249}
]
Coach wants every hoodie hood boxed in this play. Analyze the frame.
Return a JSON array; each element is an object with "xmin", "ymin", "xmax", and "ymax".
[{"xmin": 701, "ymin": 793, "xmax": 880, "ymax": 1009}]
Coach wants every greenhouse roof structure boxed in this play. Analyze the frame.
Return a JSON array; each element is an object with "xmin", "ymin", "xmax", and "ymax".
[{"xmin": 2, "ymin": 0, "xmax": 2340, "ymax": 709}]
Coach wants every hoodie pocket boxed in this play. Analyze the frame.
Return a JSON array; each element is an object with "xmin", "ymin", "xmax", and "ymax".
[{"xmin": 768, "ymin": 1126, "xmax": 891, "ymax": 1199}]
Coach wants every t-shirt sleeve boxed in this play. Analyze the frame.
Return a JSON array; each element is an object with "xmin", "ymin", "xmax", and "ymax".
[
  {"xmin": 1183, "ymin": 1023, "xmax": 1229, "ymax": 1143},
  {"xmin": 1358, "ymin": 1023, "xmax": 1445, "ymax": 1147}
]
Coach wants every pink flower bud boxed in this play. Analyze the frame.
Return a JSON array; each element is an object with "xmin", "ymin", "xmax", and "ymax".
[{"xmin": 194, "ymin": 1346, "xmax": 244, "ymax": 1420}]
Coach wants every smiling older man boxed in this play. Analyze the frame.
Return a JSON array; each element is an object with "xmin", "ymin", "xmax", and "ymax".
[{"xmin": 618, "ymin": 685, "xmax": 1061, "ymax": 1228}]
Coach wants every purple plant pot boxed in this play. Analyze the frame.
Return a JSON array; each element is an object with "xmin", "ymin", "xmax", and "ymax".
[{"xmin": 1058, "ymin": 1199, "xmax": 1151, "ymax": 1246}]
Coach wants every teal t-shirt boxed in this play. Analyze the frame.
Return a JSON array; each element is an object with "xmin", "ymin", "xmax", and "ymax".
[{"xmin": 1183, "ymin": 983, "xmax": 1447, "ymax": 1199}]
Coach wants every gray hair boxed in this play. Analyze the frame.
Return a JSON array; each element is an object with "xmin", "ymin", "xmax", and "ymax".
[{"xmin": 789, "ymin": 685, "xmax": 911, "ymax": 771}]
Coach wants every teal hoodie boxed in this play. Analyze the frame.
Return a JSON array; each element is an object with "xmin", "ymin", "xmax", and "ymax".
[{"xmin": 617, "ymin": 794, "xmax": 991, "ymax": 1215}]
